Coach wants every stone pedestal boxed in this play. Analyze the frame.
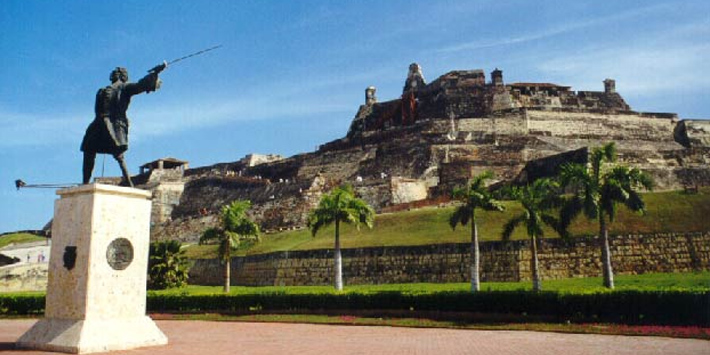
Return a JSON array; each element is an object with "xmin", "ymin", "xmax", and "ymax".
[{"xmin": 17, "ymin": 184, "xmax": 168, "ymax": 353}]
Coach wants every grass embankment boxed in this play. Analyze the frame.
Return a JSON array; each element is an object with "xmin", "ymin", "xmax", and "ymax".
[
  {"xmin": 0, "ymin": 233, "xmax": 46, "ymax": 249},
  {"xmin": 3, "ymin": 272, "xmax": 704, "ymax": 297},
  {"xmin": 148, "ymin": 271, "xmax": 710, "ymax": 296},
  {"xmin": 185, "ymin": 189, "xmax": 710, "ymax": 259}
]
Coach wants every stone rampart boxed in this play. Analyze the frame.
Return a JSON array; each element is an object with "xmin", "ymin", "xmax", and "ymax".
[
  {"xmin": 189, "ymin": 231, "xmax": 709, "ymax": 286},
  {"xmin": 675, "ymin": 119, "xmax": 710, "ymax": 148},
  {"xmin": 525, "ymin": 110, "xmax": 677, "ymax": 143}
]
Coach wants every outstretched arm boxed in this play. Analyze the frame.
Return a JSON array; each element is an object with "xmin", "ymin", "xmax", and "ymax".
[{"xmin": 124, "ymin": 61, "xmax": 167, "ymax": 96}]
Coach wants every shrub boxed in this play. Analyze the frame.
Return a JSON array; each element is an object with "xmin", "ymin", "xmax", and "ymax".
[
  {"xmin": 0, "ymin": 294, "xmax": 44, "ymax": 315},
  {"xmin": 143, "ymin": 290, "xmax": 710, "ymax": 326},
  {"xmin": 148, "ymin": 240, "xmax": 190, "ymax": 290},
  {"xmin": 3, "ymin": 290, "xmax": 707, "ymax": 326}
]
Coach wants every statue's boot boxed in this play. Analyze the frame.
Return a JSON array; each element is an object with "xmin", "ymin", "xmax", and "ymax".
[
  {"xmin": 82, "ymin": 152, "xmax": 96, "ymax": 184},
  {"xmin": 114, "ymin": 153, "xmax": 134, "ymax": 188}
]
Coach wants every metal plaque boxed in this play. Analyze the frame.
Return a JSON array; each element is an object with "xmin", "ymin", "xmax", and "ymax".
[
  {"xmin": 106, "ymin": 238, "xmax": 134, "ymax": 270},
  {"xmin": 63, "ymin": 246, "xmax": 77, "ymax": 270}
]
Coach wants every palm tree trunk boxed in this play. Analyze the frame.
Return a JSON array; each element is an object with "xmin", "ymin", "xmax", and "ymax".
[
  {"xmin": 223, "ymin": 239, "xmax": 231, "ymax": 293},
  {"xmin": 600, "ymin": 215, "xmax": 615, "ymax": 289},
  {"xmin": 470, "ymin": 210, "xmax": 480, "ymax": 292},
  {"xmin": 224, "ymin": 257, "xmax": 231, "ymax": 293},
  {"xmin": 531, "ymin": 233, "xmax": 541, "ymax": 292},
  {"xmin": 334, "ymin": 219, "xmax": 343, "ymax": 291}
]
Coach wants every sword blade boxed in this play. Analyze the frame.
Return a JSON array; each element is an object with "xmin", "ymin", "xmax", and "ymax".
[{"xmin": 167, "ymin": 45, "xmax": 223, "ymax": 65}]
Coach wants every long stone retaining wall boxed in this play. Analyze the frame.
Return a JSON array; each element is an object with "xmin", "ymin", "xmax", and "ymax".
[{"xmin": 189, "ymin": 232, "xmax": 710, "ymax": 286}]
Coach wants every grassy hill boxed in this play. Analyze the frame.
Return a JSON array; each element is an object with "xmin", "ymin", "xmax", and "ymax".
[
  {"xmin": 0, "ymin": 232, "xmax": 46, "ymax": 249},
  {"xmin": 185, "ymin": 189, "xmax": 710, "ymax": 259}
]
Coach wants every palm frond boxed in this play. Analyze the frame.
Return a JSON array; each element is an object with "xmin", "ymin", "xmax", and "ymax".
[
  {"xmin": 629, "ymin": 167, "xmax": 655, "ymax": 191},
  {"xmin": 470, "ymin": 170, "xmax": 494, "ymax": 191},
  {"xmin": 559, "ymin": 163, "xmax": 590, "ymax": 189},
  {"xmin": 583, "ymin": 188, "xmax": 599, "ymax": 219},
  {"xmin": 451, "ymin": 186, "xmax": 467, "ymax": 201},
  {"xmin": 481, "ymin": 198, "xmax": 505, "ymax": 212},
  {"xmin": 449, "ymin": 205, "xmax": 471, "ymax": 230},
  {"xmin": 558, "ymin": 196, "xmax": 582, "ymax": 235},
  {"xmin": 602, "ymin": 142, "xmax": 617, "ymax": 162},
  {"xmin": 541, "ymin": 214, "xmax": 565, "ymax": 239},
  {"xmin": 309, "ymin": 184, "xmax": 374, "ymax": 235},
  {"xmin": 502, "ymin": 214, "xmax": 525, "ymax": 241},
  {"xmin": 625, "ymin": 190, "xmax": 646, "ymax": 214},
  {"xmin": 199, "ymin": 227, "xmax": 222, "ymax": 244}
]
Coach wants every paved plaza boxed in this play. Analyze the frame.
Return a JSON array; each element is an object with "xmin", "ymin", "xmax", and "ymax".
[{"xmin": 1, "ymin": 319, "xmax": 708, "ymax": 354}]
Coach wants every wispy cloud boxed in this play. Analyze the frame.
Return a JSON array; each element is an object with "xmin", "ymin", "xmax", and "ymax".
[
  {"xmin": 0, "ymin": 70, "xmax": 364, "ymax": 148},
  {"xmin": 437, "ymin": 3, "xmax": 672, "ymax": 53},
  {"xmin": 131, "ymin": 96, "xmax": 351, "ymax": 140},
  {"xmin": 536, "ymin": 20, "xmax": 710, "ymax": 96},
  {"xmin": 0, "ymin": 108, "xmax": 86, "ymax": 147}
]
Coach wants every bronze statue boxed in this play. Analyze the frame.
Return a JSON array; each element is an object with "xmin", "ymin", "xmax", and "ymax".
[{"xmin": 80, "ymin": 63, "xmax": 167, "ymax": 187}]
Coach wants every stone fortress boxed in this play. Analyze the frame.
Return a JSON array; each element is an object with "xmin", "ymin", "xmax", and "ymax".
[{"xmin": 137, "ymin": 63, "xmax": 710, "ymax": 243}]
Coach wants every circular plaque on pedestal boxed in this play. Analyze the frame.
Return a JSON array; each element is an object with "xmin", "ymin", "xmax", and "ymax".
[{"xmin": 106, "ymin": 238, "xmax": 134, "ymax": 270}]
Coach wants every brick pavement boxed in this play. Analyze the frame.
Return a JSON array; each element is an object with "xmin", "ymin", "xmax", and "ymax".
[{"xmin": 1, "ymin": 319, "xmax": 708, "ymax": 355}]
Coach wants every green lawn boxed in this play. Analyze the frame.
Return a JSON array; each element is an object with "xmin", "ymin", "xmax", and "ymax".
[
  {"xmin": 145, "ymin": 271, "xmax": 710, "ymax": 296},
  {"xmin": 4, "ymin": 272, "xmax": 703, "ymax": 297},
  {"xmin": 185, "ymin": 189, "xmax": 710, "ymax": 259},
  {"xmin": 0, "ymin": 233, "xmax": 46, "ymax": 249}
]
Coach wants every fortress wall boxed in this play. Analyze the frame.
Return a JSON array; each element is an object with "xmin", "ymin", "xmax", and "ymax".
[
  {"xmin": 456, "ymin": 114, "xmax": 528, "ymax": 135},
  {"xmin": 390, "ymin": 178, "xmax": 428, "ymax": 204},
  {"xmin": 150, "ymin": 182, "xmax": 185, "ymax": 225},
  {"xmin": 296, "ymin": 148, "xmax": 370, "ymax": 180},
  {"xmin": 526, "ymin": 110, "xmax": 677, "ymax": 142},
  {"xmin": 354, "ymin": 182, "xmax": 391, "ymax": 213},
  {"xmin": 189, "ymin": 231, "xmax": 710, "ymax": 286},
  {"xmin": 681, "ymin": 120, "xmax": 710, "ymax": 147}
]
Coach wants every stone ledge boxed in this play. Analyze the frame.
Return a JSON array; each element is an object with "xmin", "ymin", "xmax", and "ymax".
[
  {"xmin": 57, "ymin": 184, "xmax": 152, "ymax": 200},
  {"xmin": 16, "ymin": 316, "xmax": 167, "ymax": 354}
]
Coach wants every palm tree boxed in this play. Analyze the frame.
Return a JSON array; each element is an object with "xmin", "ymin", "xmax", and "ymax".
[
  {"xmin": 200, "ymin": 200, "xmax": 260, "ymax": 293},
  {"xmin": 502, "ymin": 178, "xmax": 563, "ymax": 292},
  {"xmin": 559, "ymin": 142, "xmax": 653, "ymax": 289},
  {"xmin": 449, "ymin": 171, "xmax": 504, "ymax": 292},
  {"xmin": 308, "ymin": 184, "xmax": 374, "ymax": 291}
]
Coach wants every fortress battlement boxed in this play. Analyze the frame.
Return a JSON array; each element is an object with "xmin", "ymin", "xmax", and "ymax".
[
  {"xmin": 133, "ymin": 63, "xmax": 709, "ymax": 242},
  {"xmin": 347, "ymin": 64, "xmax": 663, "ymax": 137}
]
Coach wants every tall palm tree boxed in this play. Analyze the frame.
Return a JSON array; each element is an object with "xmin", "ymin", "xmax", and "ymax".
[
  {"xmin": 450, "ymin": 171, "xmax": 504, "ymax": 292},
  {"xmin": 559, "ymin": 142, "xmax": 653, "ymax": 289},
  {"xmin": 200, "ymin": 200, "xmax": 260, "ymax": 293},
  {"xmin": 502, "ymin": 178, "xmax": 563, "ymax": 292},
  {"xmin": 308, "ymin": 184, "xmax": 374, "ymax": 291}
]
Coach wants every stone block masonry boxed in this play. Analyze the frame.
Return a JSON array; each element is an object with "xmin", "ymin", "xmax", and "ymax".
[
  {"xmin": 17, "ymin": 184, "xmax": 167, "ymax": 354},
  {"xmin": 143, "ymin": 65, "xmax": 710, "ymax": 243},
  {"xmin": 189, "ymin": 231, "xmax": 709, "ymax": 286}
]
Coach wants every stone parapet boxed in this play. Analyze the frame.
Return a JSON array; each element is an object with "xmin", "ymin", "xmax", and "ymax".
[{"xmin": 189, "ymin": 232, "xmax": 710, "ymax": 286}]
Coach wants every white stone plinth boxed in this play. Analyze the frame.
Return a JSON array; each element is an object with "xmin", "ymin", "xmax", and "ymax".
[{"xmin": 17, "ymin": 184, "xmax": 168, "ymax": 353}]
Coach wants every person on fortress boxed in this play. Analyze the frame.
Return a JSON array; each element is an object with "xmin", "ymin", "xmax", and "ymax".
[
  {"xmin": 80, "ymin": 63, "xmax": 167, "ymax": 187},
  {"xmin": 402, "ymin": 63, "xmax": 425, "ymax": 125}
]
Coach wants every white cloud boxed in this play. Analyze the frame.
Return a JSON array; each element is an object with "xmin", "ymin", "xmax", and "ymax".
[
  {"xmin": 536, "ymin": 39, "xmax": 710, "ymax": 95},
  {"xmin": 437, "ymin": 3, "xmax": 672, "ymax": 53},
  {"xmin": 0, "ymin": 109, "xmax": 86, "ymax": 147},
  {"xmin": 131, "ymin": 96, "xmax": 352, "ymax": 139},
  {"xmin": 0, "ymin": 68, "xmax": 373, "ymax": 148}
]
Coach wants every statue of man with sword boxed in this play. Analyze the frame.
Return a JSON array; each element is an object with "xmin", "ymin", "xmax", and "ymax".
[{"xmin": 80, "ymin": 45, "xmax": 221, "ymax": 187}]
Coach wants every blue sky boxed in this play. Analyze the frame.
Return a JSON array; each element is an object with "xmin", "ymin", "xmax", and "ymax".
[{"xmin": 1, "ymin": 0, "xmax": 708, "ymax": 233}]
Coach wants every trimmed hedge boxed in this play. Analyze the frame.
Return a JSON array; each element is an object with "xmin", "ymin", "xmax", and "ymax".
[
  {"xmin": 0, "ymin": 294, "xmax": 45, "ymax": 315},
  {"xmin": 2, "ymin": 291, "xmax": 708, "ymax": 326}
]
